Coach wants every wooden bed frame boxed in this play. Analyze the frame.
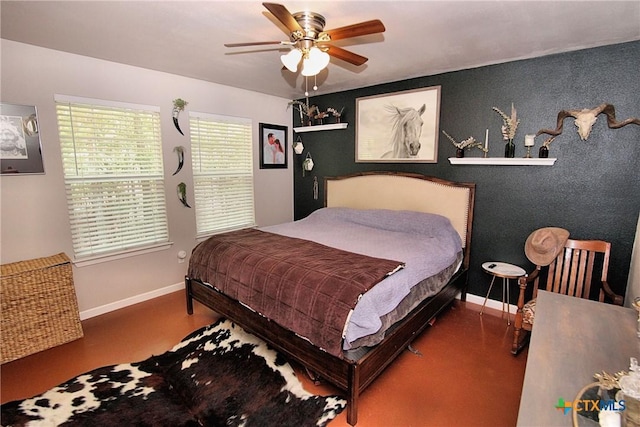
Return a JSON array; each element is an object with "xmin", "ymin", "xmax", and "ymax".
[{"xmin": 186, "ymin": 171, "xmax": 475, "ymax": 425}]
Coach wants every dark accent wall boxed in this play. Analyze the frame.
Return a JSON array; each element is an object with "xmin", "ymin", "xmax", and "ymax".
[{"xmin": 292, "ymin": 41, "xmax": 640, "ymax": 301}]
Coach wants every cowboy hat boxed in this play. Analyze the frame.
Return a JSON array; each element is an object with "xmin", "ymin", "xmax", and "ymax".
[{"xmin": 524, "ymin": 227, "xmax": 570, "ymax": 266}]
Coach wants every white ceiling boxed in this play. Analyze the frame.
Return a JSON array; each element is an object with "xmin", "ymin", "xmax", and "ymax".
[{"xmin": 2, "ymin": 1, "xmax": 639, "ymax": 100}]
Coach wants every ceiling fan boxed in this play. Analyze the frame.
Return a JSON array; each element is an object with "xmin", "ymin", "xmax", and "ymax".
[{"xmin": 224, "ymin": 2, "xmax": 385, "ymax": 77}]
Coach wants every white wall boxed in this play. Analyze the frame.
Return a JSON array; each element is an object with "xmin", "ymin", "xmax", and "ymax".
[{"xmin": 0, "ymin": 40, "xmax": 294, "ymax": 315}]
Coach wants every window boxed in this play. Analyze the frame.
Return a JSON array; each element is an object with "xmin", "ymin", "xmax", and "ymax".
[
  {"xmin": 55, "ymin": 95, "xmax": 170, "ymax": 263},
  {"xmin": 190, "ymin": 112, "xmax": 254, "ymax": 236}
]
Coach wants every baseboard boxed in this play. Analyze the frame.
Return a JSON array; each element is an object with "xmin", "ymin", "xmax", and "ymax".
[
  {"xmin": 79, "ymin": 285, "xmax": 515, "ymax": 322},
  {"xmin": 79, "ymin": 282, "xmax": 185, "ymax": 320},
  {"xmin": 459, "ymin": 292, "xmax": 518, "ymax": 314}
]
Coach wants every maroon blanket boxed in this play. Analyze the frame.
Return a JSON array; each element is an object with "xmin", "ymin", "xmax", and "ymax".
[{"xmin": 188, "ymin": 228, "xmax": 404, "ymax": 357}]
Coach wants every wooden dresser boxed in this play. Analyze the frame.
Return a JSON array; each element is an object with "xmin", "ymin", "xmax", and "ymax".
[{"xmin": 517, "ymin": 290, "xmax": 639, "ymax": 426}]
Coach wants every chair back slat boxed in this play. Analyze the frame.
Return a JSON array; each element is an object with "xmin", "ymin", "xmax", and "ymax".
[
  {"xmin": 568, "ymin": 248, "xmax": 580, "ymax": 298},
  {"xmin": 541, "ymin": 238, "xmax": 611, "ymax": 302},
  {"xmin": 600, "ymin": 241, "xmax": 611, "ymax": 301},
  {"xmin": 582, "ymin": 250, "xmax": 595, "ymax": 299},
  {"xmin": 545, "ymin": 253, "xmax": 559, "ymax": 293}
]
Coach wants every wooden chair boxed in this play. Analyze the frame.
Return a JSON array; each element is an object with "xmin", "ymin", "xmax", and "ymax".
[{"xmin": 511, "ymin": 238, "xmax": 624, "ymax": 355}]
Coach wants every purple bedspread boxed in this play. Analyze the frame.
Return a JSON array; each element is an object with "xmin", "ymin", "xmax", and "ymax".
[
  {"xmin": 188, "ymin": 228, "xmax": 403, "ymax": 357},
  {"xmin": 262, "ymin": 208, "xmax": 463, "ymax": 348}
]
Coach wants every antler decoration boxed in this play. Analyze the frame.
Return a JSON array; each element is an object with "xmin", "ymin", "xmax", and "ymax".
[
  {"xmin": 172, "ymin": 146, "xmax": 184, "ymax": 176},
  {"xmin": 177, "ymin": 182, "xmax": 191, "ymax": 208},
  {"xmin": 172, "ymin": 98, "xmax": 188, "ymax": 136},
  {"xmin": 601, "ymin": 104, "xmax": 640, "ymax": 129},
  {"xmin": 536, "ymin": 103, "xmax": 640, "ymax": 141}
]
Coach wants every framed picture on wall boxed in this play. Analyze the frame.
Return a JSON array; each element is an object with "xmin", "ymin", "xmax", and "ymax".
[
  {"xmin": 355, "ymin": 85, "xmax": 441, "ymax": 163},
  {"xmin": 259, "ymin": 122, "xmax": 288, "ymax": 169},
  {"xmin": 1, "ymin": 103, "xmax": 44, "ymax": 174}
]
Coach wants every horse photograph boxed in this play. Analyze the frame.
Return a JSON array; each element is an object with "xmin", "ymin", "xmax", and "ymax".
[{"xmin": 356, "ymin": 86, "xmax": 441, "ymax": 163}]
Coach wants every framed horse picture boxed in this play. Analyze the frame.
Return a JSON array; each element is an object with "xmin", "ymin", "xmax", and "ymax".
[{"xmin": 355, "ymin": 86, "xmax": 441, "ymax": 163}]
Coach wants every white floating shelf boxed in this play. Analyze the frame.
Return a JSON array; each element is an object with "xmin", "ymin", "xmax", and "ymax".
[
  {"xmin": 293, "ymin": 123, "xmax": 348, "ymax": 133},
  {"xmin": 448, "ymin": 157, "xmax": 557, "ymax": 166}
]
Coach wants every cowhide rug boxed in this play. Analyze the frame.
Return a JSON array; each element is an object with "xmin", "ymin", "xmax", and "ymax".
[{"xmin": 1, "ymin": 319, "xmax": 346, "ymax": 426}]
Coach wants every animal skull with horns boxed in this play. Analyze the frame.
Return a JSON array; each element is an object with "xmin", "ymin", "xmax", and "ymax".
[{"xmin": 536, "ymin": 103, "xmax": 640, "ymax": 141}]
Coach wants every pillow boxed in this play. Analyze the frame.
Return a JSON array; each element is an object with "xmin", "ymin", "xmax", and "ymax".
[{"xmin": 309, "ymin": 207, "xmax": 459, "ymax": 240}]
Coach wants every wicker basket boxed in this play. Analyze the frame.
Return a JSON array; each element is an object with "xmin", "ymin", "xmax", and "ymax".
[{"xmin": 1, "ymin": 253, "xmax": 83, "ymax": 364}]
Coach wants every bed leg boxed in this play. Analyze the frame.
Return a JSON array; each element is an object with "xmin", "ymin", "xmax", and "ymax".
[
  {"xmin": 347, "ymin": 364, "xmax": 359, "ymax": 426},
  {"xmin": 185, "ymin": 276, "xmax": 194, "ymax": 315},
  {"xmin": 459, "ymin": 269, "xmax": 469, "ymax": 302}
]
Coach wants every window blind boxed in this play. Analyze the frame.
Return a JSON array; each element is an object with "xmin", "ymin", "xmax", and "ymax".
[
  {"xmin": 55, "ymin": 96, "xmax": 169, "ymax": 260},
  {"xmin": 190, "ymin": 112, "xmax": 255, "ymax": 236}
]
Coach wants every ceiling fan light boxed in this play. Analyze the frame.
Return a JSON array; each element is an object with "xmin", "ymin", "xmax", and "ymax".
[
  {"xmin": 309, "ymin": 47, "xmax": 330, "ymax": 70},
  {"xmin": 281, "ymin": 49, "xmax": 302, "ymax": 72},
  {"xmin": 301, "ymin": 47, "xmax": 329, "ymax": 76},
  {"xmin": 300, "ymin": 60, "xmax": 316, "ymax": 77}
]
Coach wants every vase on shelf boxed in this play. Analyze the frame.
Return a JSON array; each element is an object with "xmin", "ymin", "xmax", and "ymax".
[
  {"xmin": 504, "ymin": 140, "xmax": 515, "ymax": 158},
  {"xmin": 539, "ymin": 145, "xmax": 549, "ymax": 158},
  {"xmin": 455, "ymin": 148, "xmax": 465, "ymax": 158}
]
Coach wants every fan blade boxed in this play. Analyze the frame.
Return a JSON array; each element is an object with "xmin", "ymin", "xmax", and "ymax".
[
  {"xmin": 263, "ymin": 2, "xmax": 303, "ymax": 34},
  {"xmin": 323, "ymin": 19, "xmax": 385, "ymax": 41},
  {"xmin": 224, "ymin": 41, "xmax": 284, "ymax": 47},
  {"xmin": 324, "ymin": 45, "xmax": 368, "ymax": 66}
]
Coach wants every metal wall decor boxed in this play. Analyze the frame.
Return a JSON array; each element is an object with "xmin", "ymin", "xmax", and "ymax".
[{"xmin": 1, "ymin": 103, "xmax": 44, "ymax": 174}]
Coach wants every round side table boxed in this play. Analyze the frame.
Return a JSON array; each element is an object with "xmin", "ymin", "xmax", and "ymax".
[{"xmin": 480, "ymin": 261, "xmax": 526, "ymax": 325}]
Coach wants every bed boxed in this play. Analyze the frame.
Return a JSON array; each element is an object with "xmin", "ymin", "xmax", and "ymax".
[{"xmin": 185, "ymin": 171, "xmax": 476, "ymax": 425}]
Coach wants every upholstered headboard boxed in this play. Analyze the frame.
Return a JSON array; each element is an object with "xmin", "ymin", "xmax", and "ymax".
[{"xmin": 325, "ymin": 172, "xmax": 475, "ymax": 266}]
